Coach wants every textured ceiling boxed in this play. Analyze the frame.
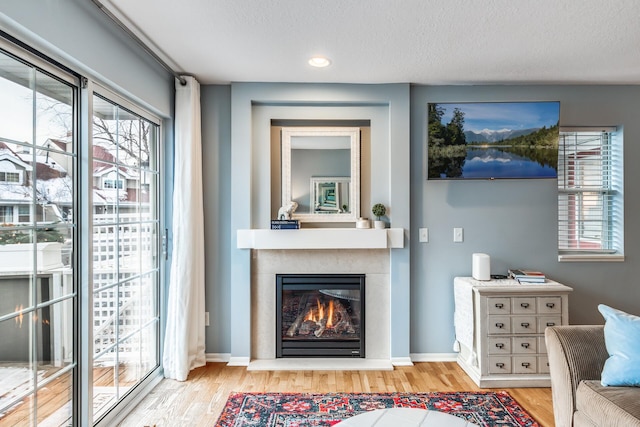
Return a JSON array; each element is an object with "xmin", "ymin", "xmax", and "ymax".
[{"xmin": 104, "ymin": 0, "xmax": 640, "ymax": 85}]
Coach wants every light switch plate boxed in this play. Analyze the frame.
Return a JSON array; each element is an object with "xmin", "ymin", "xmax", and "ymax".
[
  {"xmin": 419, "ymin": 228, "xmax": 429, "ymax": 242},
  {"xmin": 453, "ymin": 227, "xmax": 463, "ymax": 242}
]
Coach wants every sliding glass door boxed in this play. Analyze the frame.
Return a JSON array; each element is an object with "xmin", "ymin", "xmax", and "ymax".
[
  {"xmin": 0, "ymin": 45, "xmax": 78, "ymax": 425},
  {"xmin": 0, "ymin": 33, "xmax": 164, "ymax": 426}
]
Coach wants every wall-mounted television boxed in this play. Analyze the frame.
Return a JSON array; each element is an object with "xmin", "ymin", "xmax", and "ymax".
[{"xmin": 427, "ymin": 101, "xmax": 560, "ymax": 180}]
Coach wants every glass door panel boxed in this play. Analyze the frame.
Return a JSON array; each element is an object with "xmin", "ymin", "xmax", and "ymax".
[
  {"xmin": 91, "ymin": 93, "xmax": 160, "ymax": 424},
  {"xmin": 0, "ymin": 45, "xmax": 77, "ymax": 426}
]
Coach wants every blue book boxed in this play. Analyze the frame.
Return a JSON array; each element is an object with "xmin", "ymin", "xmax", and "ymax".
[{"xmin": 271, "ymin": 223, "xmax": 300, "ymax": 230}]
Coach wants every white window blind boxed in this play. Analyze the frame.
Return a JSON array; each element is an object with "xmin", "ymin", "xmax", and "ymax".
[{"xmin": 558, "ymin": 127, "xmax": 622, "ymax": 257}]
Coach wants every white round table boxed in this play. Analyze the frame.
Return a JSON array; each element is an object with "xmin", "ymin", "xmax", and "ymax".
[{"xmin": 334, "ymin": 407, "xmax": 479, "ymax": 427}]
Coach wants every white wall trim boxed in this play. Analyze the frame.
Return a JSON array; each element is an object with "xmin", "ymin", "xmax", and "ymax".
[
  {"xmin": 213, "ymin": 354, "xmax": 461, "ymax": 366},
  {"xmin": 206, "ymin": 353, "xmax": 231, "ymax": 363},
  {"xmin": 558, "ymin": 254, "xmax": 625, "ymax": 262},
  {"xmin": 410, "ymin": 353, "xmax": 458, "ymax": 362},
  {"xmin": 227, "ymin": 356, "xmax": 251, "ymax": 366},
  {"xmin": 391, "ymin": 357, "xmax": 414, "ymax": 366}
]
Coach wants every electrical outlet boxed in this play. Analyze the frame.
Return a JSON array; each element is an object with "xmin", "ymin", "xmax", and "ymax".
[
  {"xmin": 419, "ymin": 228, "xmax": 429, "ymax": 243},
  {"xmin": 453, "ymin": 227, "xmax": 464, "ymax": 243},
  {"xmin": 205, "ymin": 311, "xmax": 210, "ymax": 326}
]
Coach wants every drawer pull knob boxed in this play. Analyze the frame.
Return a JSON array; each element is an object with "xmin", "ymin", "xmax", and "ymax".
[
  {"xmin": 496, "ymin": 363, "xmax": 505, "ymax": 368},
  {"xmin": 547, "ymin": 322, "xmax": 555, "ymax": 327},
  {"xmin": 521, "ymin": 322, "xmax": 530, "ymax": 328},
  {"xmin": 521, "ymin": 343, "xmax": 530, "ymax": 348},
  {"xmin": 546, "ymin": 302, "xmax": 555, "ymax": 308},
  {"xmin": 520, "ymin": 303, "xmax": 530, "ymax": 308},
  {"xmin": 496, "ymin": 343, "xmax": 504, "ymax": 349},
  {"xmin": 522, "ymin": 362, "xmax": 530, "ymax": 368},
  {"xmin": 495, "ymin": 303, "xmax": 504, "ymax": 309},
  {"xmin": 496, "ymin": 322, "xmax": 504, "ymax": 328}
]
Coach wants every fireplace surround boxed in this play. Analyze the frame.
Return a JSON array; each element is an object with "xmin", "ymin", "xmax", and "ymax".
[
  {"xmin": 276, "ymin": 273, "xmax": 365, "ymax": 358},
  {"xmin": 249, "ymin": 248, "xmax": 392, "ymax": 369},
  {"xmin": 230, "ymin": 86, "xmax": 411, "ymax": 368}
]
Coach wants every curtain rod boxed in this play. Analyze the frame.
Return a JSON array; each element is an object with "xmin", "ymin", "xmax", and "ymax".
[{"xmin": 91, "ymin": 0, "xmax": 187, "ymax": 86}]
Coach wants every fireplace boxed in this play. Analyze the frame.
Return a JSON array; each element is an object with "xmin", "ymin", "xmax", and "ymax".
[{"xmin": 276, "ymin": 274, "xmax": 365, "ymax": 358}]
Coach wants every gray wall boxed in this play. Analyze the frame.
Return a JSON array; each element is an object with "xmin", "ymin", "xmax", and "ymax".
[
  {"xmin": 201, "ymin": 85, "xmax": 232, "ymax": 354},
  {"xmin": 202, "ymin": 84, "xmax": 640, "ymax": 356},
  {"xmin": 411, "ymin": 85, "xmax": 639, "ymax": 353},
  {"xmin": 0, "ymin": 0, "xmax": 173, "ymax": 117}
]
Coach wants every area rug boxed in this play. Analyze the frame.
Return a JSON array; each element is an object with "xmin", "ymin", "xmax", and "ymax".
[{"xmin": 215, "ymin": 391, "xmax": 540, "ymax": 427}]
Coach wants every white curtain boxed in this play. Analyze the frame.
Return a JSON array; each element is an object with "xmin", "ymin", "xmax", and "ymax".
[{"xmin": 163, "ymin": 76, "xmax": 206, "ymax": 381}]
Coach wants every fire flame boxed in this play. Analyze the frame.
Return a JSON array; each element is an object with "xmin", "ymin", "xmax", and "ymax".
[
  {"xmin": 15, "ymin": 305, "xmax": 24, "ymax": 328},
  {"xmin": 303, "ymin": 299, "xmax": 335, "ymax": 328}
]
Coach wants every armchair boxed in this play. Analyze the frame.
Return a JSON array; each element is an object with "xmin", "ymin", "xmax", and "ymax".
[{"xmin": 545, "ymin": 325, "xmax": 640, "ymax": 427}]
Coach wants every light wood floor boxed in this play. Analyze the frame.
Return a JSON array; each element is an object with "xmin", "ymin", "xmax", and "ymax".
[{"xmin": 119, "ymin": 362, "xmax": 555, "ymax": 427}]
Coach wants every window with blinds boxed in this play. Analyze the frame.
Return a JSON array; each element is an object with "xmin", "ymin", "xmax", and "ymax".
[{"xmin": 558, "ymin": 127, "xmax": 623, "ymax": 259}]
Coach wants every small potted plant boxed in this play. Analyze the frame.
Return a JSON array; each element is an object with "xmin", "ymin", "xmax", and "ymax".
[{"xmin": 372, "ymin": 203, "xmax": 386, "ymax": 229}]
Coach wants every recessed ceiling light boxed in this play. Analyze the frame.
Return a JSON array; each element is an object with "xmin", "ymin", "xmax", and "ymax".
[{"xmin": 308, "ymin": 56, "xmax": 331, "ymax": 68}]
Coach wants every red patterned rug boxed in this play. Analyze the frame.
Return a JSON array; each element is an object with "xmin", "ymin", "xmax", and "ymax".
[{"xmin": 215, "ymin": 391, "xmax": 540, "ymax": 426}]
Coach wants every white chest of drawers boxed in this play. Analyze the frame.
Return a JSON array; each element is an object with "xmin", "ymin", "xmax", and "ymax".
[{"xmin": 453, "ymin": 276, "xmax": 572, "ymax": 387}]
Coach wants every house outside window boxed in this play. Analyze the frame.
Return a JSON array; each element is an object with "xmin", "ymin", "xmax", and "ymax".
[
  {"xmin": 0, "ymin": 171, "xmax": 20, "ymax": 183},
  {"xmin": 0, "ymin": 206, "xmax": 12, "ymax": 223},
  {"xmin": 558, "ymin": 127, "xmax": 624, "ymax": 261},
  {"xmin": 103, "ymin": 177, "xmax": 124, "ymax": 189},
  {"xmin": 17, "ymin": 206, "xmax": 30, "ymax": 223}
]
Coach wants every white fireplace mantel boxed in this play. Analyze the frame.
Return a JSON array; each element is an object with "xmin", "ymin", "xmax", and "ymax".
[{"xmin": 237, "ymin": 228, "xmax": 404, "ymax": 250}]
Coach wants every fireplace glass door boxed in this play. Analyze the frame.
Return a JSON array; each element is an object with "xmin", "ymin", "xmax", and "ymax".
[{"xmin": 276, "ymin": 274, "xmax": 365, "ymax": 358}]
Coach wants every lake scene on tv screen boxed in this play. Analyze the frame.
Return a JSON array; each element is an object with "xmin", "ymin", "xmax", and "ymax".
[{"xmin": 427, "ymin": 101, "xmax": 560, "ymax": 179}]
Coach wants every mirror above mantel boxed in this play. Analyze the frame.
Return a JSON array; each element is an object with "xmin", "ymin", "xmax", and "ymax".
[{"xmin": 281, "ymin": 127, "xmax": 361, "ymax": 223}]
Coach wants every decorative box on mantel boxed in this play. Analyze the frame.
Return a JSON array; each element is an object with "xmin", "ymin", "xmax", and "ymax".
[{"xmin": 236, "ymin": 228, "xmax": 404, "ymax": 250}]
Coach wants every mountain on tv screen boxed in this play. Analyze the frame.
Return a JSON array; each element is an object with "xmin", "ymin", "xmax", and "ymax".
[{"xmin": 427, "ymin": 101, "xmax": 560, "ymax": 180}]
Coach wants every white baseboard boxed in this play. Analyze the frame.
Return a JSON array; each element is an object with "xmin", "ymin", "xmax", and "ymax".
[
  {"xmin": 206, "ymin": 353, "xmax": 231, "ymax": 362},
  {"xmin": 227, "ymin": 356, "xmax": 251, "ymax": 366},
  {"xmin": 207, "ymin": 353, "xmax": 458, "ymax": 366},
  {"xmin": 248, "ymin": 358, "xmax": 394, "ymax": 371},
  {"xmin": 410, "ymin": 353, "xmax": 458, "ymax": 362},
  {"xmin": 390, "ymin": 357, "xmax": 414, "ymax": 366}
]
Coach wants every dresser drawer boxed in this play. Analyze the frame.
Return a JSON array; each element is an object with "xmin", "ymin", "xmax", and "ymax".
[
  {"xmin": 538, "ymin": 356, "xmax": 550, "ymax": 374},
  {"xmin": 537, "ymin": 297, "xmax": 561, "ymax": 314},
  {"xmin": 512, "ymin": 337, "xmax": 537, "ymax": 354},
  {"xmin": 488, "ymin": 356, "xmax": 512, "ymax": 374},
  {"xmin": 537, "ymin": 297, "xmax": 562, "ymax": 314},
  {"xmin": 538, "ymin": 315, "xmax": 562, "ymax": 331},
  {"xmin": 488, "ymin": 337, "xmax": 511, "ymax": 354},
  {"xmin": 512, "ymin": 316, "xmax": 537, "ymax": 334},
  {"xmin": 487, "ymin": 297, "xmax": 511, "ymax": 314},
  {"xmin": 513, "ymin": 356, "xmax": 537, "ymax": 374},
  {"xmin": 512, "ymin": 297, "xmax": 537, "ymax": 314},
  {"xmin": 488, "ymin": 316, "xmax": 512, "ymax": 334}
]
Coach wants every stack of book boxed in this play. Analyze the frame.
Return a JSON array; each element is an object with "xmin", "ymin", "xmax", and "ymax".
[
  {"xmin": 507, "ymin": 269, "xmax": 546, "ymax": 283},
  {"xmin": 270, "ymin": 219, "xmax": 300, "ymax": 230}
]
